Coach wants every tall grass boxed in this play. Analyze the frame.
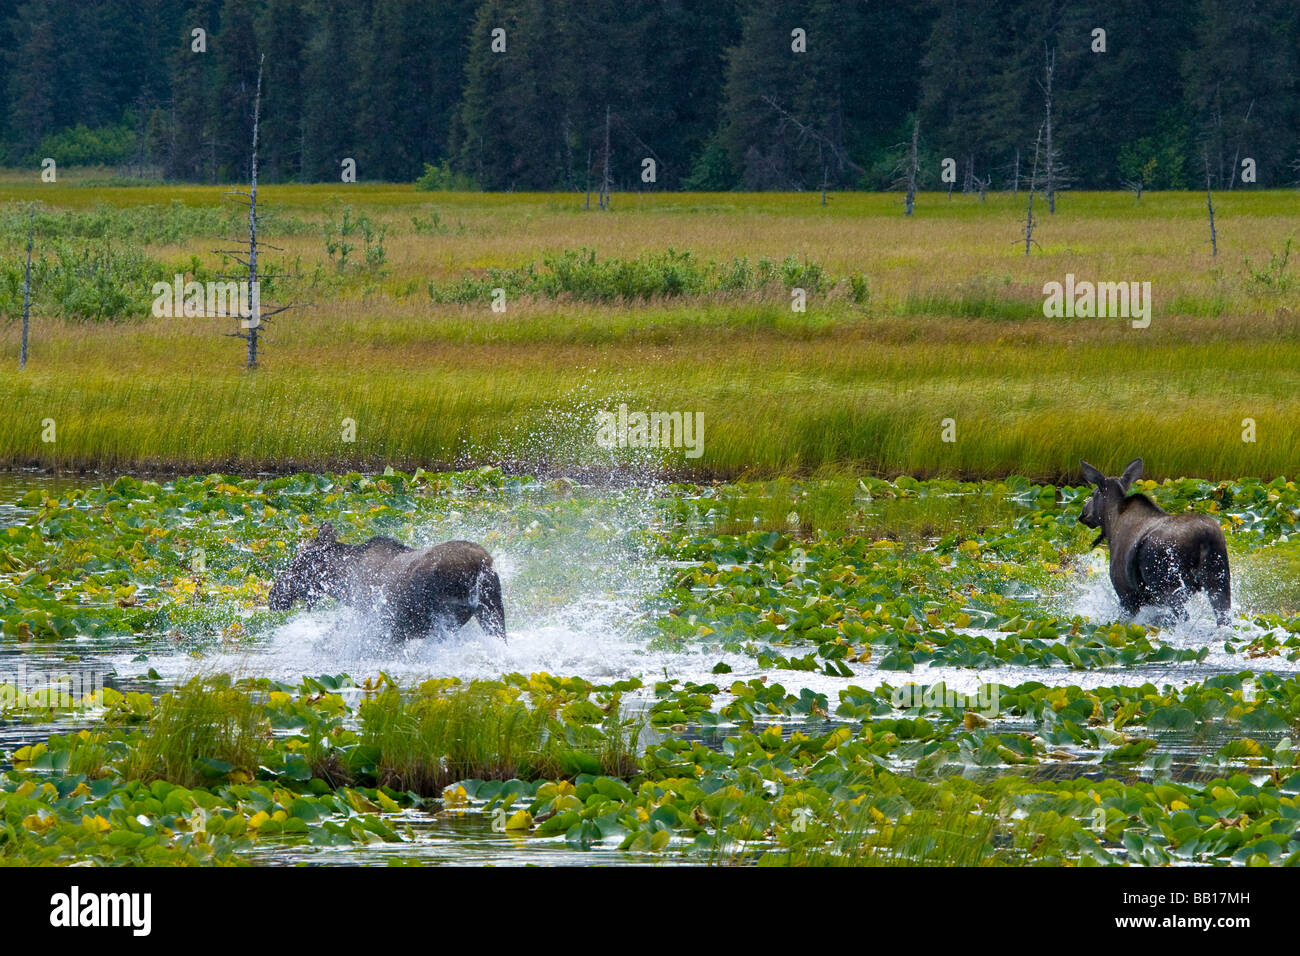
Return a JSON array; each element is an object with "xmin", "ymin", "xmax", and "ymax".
[
  {"xmin": 777, "ymin": 778, "xmax": 1041, "ymax": 867},
  {"xmin": 3, "ymin": 185, "xmax": 1299, "ymax": 479},
  {"xmin": 426, "ymin": 248, "xmax": 836, "ymax": 304},
  {"xmin": 120, "ymin": 676, "xmax": 269, "ymax": 788},
  {"xmin": 357, "ymin": 681, "xmax": 641, "ymax": 794}
]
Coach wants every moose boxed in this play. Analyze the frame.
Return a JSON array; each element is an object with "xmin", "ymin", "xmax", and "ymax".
[
  {"xmin": 1077, "ymin": 458, "xmax": 1231, "ymax": 625},
  {"xmin": 268, "ymin": 524, "xmax": 506, "ymax": 641}
]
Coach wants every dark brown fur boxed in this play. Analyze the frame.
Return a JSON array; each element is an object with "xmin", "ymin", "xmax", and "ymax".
[
  {"xmin": 268, "ymin": 524, "xmax": 506, "ymax": 641},
  {"xmin": 1078, "ymin": 458, "xmax": 1231, "ymax": 625}
]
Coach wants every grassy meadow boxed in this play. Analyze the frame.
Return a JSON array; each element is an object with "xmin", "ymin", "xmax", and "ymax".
[{"xmin": 2, "ymin": 169, "xmax": 1298, "ymax": 481}]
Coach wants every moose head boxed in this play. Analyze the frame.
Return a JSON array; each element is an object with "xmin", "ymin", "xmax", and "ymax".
[
  {"xmin": 268, "ymin": 523, "xmax": 344, "ymax": 610},
  {"xmin": 1078, "ymin": 457, "xmax": 1143, "ymax": 544}
]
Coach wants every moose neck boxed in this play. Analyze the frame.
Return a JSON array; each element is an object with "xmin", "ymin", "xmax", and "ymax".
[
  {"xmin": 321, "ymin": 540, "xmax": 393, "ymax": 601},
  {"xmin": 312, "ymin": 544, "xmax": 364, "ymax": 600},
  {"xmin": 1100, "ymin": 494, "xmax": 1164, "ymax": 542}
]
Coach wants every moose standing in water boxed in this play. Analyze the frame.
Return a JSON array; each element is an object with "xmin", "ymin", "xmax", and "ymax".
[
  {"xmin": 268, "ymin": 524, "xmax": 506, "ymax": 641},
  {"xmin": 1078, "ymin": 458, "xmax": 1231, "ymax": 625}
]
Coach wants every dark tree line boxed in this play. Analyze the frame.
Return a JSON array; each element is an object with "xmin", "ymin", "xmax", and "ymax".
[{"xmin": 3, "ymin": 0, "xmax": 1298, "ymax": 190}]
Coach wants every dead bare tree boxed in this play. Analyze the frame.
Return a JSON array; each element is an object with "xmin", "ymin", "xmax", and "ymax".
[
  {"xmin": 1121, "ymin": 177, "xmax": 1145, "ymax": 200},
  {"xmin": 890, "ymin": 118, "xmax": 921, "ymax": 216},
  {"xmin": 1039, "ymin": 45, "xmax": 1060, "ymax": 213},
  {"xmin": 584, "ymin": 146, "xmax": 592, "ymax": 210},
  {"xmin": 761, "ymin": 95, "xmax": 866, "ymax": 187},
  {"xmin": 611, "ymin": 112, "xmax": 664, "ymax": 194},
  {"xmin": 1023, "ymin": 124, "xmax": 1044, "ymax": 256},
  {"xmin": 1204, "ymin": 148, "xmax": 1218, "ymax": 256},
  {"xmin": 996, "ymin": 150, "xmax": 1021, "ymax": 197},
  {"xmin": 1227, "ymin": 100, "xmax": 1254, "ymax": 189},
  {"xmin": 217, "ymin": 55, "xmax": 296, "ymax": 368},
  {"xmin": 19, "ymin": 205, "xmax": 34, "ymax": 370},
  {"xmin": 599, "ymin": 105, "xmax": 612, "ymax": 211}
]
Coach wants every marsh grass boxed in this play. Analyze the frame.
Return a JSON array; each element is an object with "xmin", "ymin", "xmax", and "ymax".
[
  {"xmin": 120, "ymin": 676, "xmax": 270, "ymax": 788},
  {"xmin": 357, "ymin": 681, "xmax": 641, "ymax": 794},
  {"xmin": 4, "ymin": 185, "xmax": 1299, "ymax": 478},
  {"xmin": 425, "ymin": 247, "xmax": 836, "ymax": 304}
]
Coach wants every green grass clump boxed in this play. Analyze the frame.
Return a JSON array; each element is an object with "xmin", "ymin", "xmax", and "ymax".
[
  {"xmin": 427, "ymin": 247, "xmax": 836, "ymax": 304},
  {"xmin": 120, "ymin": 676, "xmax": 270, "ymax": 788},
  {"xmin": 358, "ymin": 680, "xmax": 641, "ymax": 794}
]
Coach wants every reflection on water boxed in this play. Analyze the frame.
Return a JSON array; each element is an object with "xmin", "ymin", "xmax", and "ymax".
[
  {"xmin": 0, "ymin": 470, "xmax": 91, "ymax": 527},
  {"xmin": 243, "ymin": 811, "xmax": 686, "ymax": 867}
]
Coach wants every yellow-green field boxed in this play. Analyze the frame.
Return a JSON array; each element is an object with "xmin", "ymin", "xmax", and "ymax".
[{"xmin": 2, "ymin": 172, "xmax": 1297, "ymax": 480}]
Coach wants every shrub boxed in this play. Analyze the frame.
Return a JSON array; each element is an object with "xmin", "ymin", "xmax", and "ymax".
[
  {"xmin": 415, "ymin": 161, "xmax": 477, "ymax": 192},
  {"xmin": 426, "ymin": 247, "xmax": 841, "ymax": 304},
  {"xmin": 0, "ymin": 239, "xmax": 171, "ymax": 321}
]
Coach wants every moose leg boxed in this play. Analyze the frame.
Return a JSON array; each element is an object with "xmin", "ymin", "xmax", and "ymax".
[
  {"xmin": 474, "ymin": 569, "xmax": 506, "ymax": 641},
  {"xmin": 1117, "ymin": 588, "xmax": 1143, "ymax": 617},
  {"xmin": 1199, "ymin": 544, "xmax": 1232, "ymax": 626},
  {"xmin": 1136, "ymin": 543, "xmax": 1195, "ymax": 621}
]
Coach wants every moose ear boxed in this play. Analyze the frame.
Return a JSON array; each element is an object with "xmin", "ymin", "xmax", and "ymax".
[
  {"xmin": 1080, "ymin": 460, "xmax": 1105, "ymax": 486},
  {"xmin": 1119, "ymin": 457, "xmax": 1144, "ymax": 491},
  {"xmin": 316, "ymin": 523, "xmax": 336, "ymax": 543}
]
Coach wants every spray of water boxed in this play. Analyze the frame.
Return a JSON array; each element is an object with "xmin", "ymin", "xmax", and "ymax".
[
  {"xmin": 115, "ymin": 386, "xmax": 724, "ymax": 686},
  {"xmin": 1048, "ymin": 548, "xmax": 1300, "ymax": 675}
]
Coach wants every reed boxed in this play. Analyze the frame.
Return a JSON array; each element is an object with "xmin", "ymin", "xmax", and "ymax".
[{"xmin": 3, "ymin": 183, "xmax": 1296, "ymax": 480}]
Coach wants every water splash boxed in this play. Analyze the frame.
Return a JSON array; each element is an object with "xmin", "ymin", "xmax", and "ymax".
[
  {"xmin": 1048, "ymin": 548, "xmax": 1299, "ymax": 675},
  {"xmin": 455, "ymin": 383, "xmax": 682, "ymax": 486},
  {"xmin": 110, "ymin": 481, "xmax": 716, "ymax": 686}
]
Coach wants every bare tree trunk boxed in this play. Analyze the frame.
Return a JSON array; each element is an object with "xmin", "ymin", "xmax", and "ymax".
[
  {"xmin": 1228, "ymin": 99, "xmax": 1254, "ymax": 190},
  {"xmin": 1025, "ymin": 125, "xmax": 1043, "ymax": 256},
  {"xmin": 1042, "ymin": 46, "xmax": 1057, "ymax": 214},
  {"xmin": 599, "ymin": 104, "xmax": 611, "ymax": 211},
  {"xmin": 246, "ymin": 57, "xmax": 263, "ymax": 368},
  {"xmin": 20, "ymin": 206, "xmax": 33, "ymax": 370},
  {"xmin": 905, "ymin": 119, "xmax": 919, "ymax": 216},
  {"xmin": 1012, "ymin": 148, "xmax": 1020, "ymax": 198},
  {"xmin": 1205, "ymin": 149, "xmax": 1217, "ymax": 257},
  {"xmin": 820, "ymin": 141, "xmax": 828, "ymax": 206},
  {"xmin": 219, "ymin": 56, "xmax": 296, "ymax": 368}
]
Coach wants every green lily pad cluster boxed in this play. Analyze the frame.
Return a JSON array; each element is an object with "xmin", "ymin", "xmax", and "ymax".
[
  {"xmin": 4, "ymin": 469, "xmax": 1300, "ymax": 864},
  {"xmin": 652, "ymin": 475, "xmax": 1300, "ymax": 673}
]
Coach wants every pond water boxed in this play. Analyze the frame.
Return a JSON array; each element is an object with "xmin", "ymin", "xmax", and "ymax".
[{"xmin": 3, "ymin": 470, "xmax": 1296, "ymax": 865}]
